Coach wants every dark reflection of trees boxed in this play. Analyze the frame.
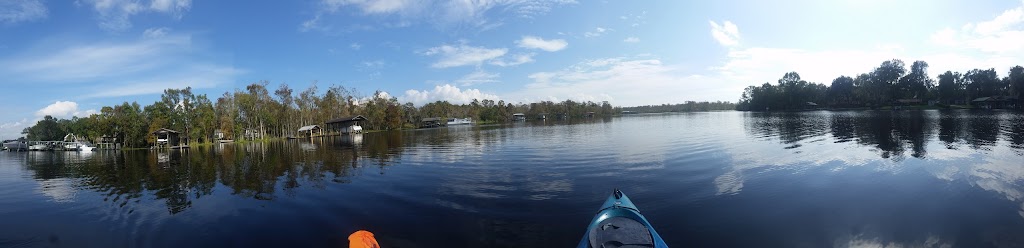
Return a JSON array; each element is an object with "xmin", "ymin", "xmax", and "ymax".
[
  {"xmin": 845, "ymin": 111, "xmax": 932, "ymax": 160},
  {"xmin": 894, "ymin": 111, "xmax": 930, "ymax": 158},
  {"xmin": 830, "ymin": 113, "xmax": 856, "ymax": 143},
  {"xmin": 744, "ymin": 110, "xmax": 1024, "ymax": 161},
  {"xmin": 938, "ymin": 110, "xmax": 966, "ymax": 149},
  {"xmin": 18, "ymin": 130, "xmax": 429, "ymax": 214},
  {"xmin": 744, "ymin": 112, "xmax": 830, "ymax": 145},
  {"xmin": 853, "ymin": 112, "xmax": 907, "ymax": 160},
  {"xmin": 966, "ymin": 111, "xmax": 1001, "ymax": 150},
  {"xmin": 1009, "ymin": 114, "xmax": 1024, "ymax": 155}
]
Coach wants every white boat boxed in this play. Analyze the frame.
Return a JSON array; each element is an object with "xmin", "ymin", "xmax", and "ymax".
[
  {"xmin": 447, "ymin": 118, "xmax": 473, "ymax": 125},
  {"xmin": 62, "ymin": 133, "xmax": 96, "ymax": 151},
  {"xmin": 3, "ymin": 141, "xmax": 28, "ymax": 151},
  {"xmin": 29, "ymin": 144, "xmax": 48, "ymax": 151},
  {"xmin": 345, "ymin": 125, "xmax": 363, "ymax": 134},
  {"xmin": 78, "ymin": 142, "xmax": 96, "ymax": 152}
]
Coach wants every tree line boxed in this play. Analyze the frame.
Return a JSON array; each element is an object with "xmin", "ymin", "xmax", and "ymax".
[
  {"xmin": 620, "ymin": 101, "xmax": 736, "ymax": 113},
  {"xmin": 736, "ymin": 59, "xmax": 1024, "ymax": 111},
  {"xmin": 21, "ymin": 81, "xmax": 618, "ymax": 148}
]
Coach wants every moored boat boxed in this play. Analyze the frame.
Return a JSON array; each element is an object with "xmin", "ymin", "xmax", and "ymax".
[
  {"xmin": 29, "ymin": 144, "xmax": 48, "ymax": 151},
  {"xmin": 62, "ymin": 133, "xmax": 95, "ymax": 151},
  {"xmin": 577, "ymin": 189, "xmax": 668, "ymax": 248},
  {"xmin": 3, "ymin": 141, "xmax": 28, "ymax": 151},
  {"xmin": 446, "ymin": 117, "xmax": 473, "ymax": 125}
]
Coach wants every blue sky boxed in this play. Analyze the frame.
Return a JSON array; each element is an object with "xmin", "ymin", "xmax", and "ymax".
[{"xmin": 2, "ymin": 0, "xmax": 1024, "ymax": 139}]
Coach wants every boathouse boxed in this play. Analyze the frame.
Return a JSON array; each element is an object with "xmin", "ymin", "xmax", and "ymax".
[
  {"xmin": 513, "ymin": 113, "xmax": 526, "ymax": 121},
  {"xmin": 420, "ymin": 117, "xmax": 443, "ymax": 128},
  {"xmin": 152, "ymin": 128, "xmax": 181, "ymax": 148},
  {"xmin": 297, "ymin": 125, "xmax": 323, "ymax": 138},
  {"xmin": 325, "ymin": 115, "xmax": 367, "ymax": 135},
  {"xmin": 972, "ymin": 96, "xmax": 1019, "ymax": 109}
]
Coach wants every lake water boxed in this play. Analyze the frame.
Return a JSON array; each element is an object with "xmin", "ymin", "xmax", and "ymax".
[{"xmin": 2, "ymin": 110, "xmax": 1024, "ymax": 247}]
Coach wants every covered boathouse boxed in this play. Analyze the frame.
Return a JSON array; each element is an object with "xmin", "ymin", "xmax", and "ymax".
[
  {"xmin": 152, "ymin": 128, "xmax": 186, "ymax": 148},
  {"xmin": 325, "ymin": 115, "xmax": 367, "ymax": 135},
  {"xmin": 297, "ymin": 125, "xmax": 323, "ymax": 138}
]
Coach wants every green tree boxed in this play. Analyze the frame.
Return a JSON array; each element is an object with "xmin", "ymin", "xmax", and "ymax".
[
  {"xmin": 896, "ymin": 61, "xmax": 932, "ymax": 99},
  {"xmin": 1007, "ymin": 66, "xmax": 1024, "ymax": 102},
  {"xmin": 872, "ymin": 59, "xmax": 906, "ymax": 103},
  {"xmin": 937, "ymin": 71, "xmax": 964, "ymax": 104},
  {"xmin": 964, "ymin": 68, "xmax": 1000, "ymax": 101},
  {"xmin": 828, "ymin": 76, "xmax": 855, "ymax": 106}
]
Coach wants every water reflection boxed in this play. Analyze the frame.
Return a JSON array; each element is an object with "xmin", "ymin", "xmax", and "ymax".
[
  {"xmin": 6, "ymin": 112, "xmax": 1024, "ymax": 247},
  {"xmin": 745, "ymin": 110, "xmax": 1020, "ymax": 161},
  {"xmin": 741, "ymin": 110, "xmax": 1024, "ymax": 225},
  {"xmin": 17, "ymin": 132, "xmax": 414, "ymax": 215}
]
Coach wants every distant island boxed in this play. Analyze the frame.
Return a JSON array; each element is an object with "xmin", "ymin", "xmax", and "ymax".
[{"xmin": 736, "ymin": 59, "xmax": 1023, "ymax": 111}]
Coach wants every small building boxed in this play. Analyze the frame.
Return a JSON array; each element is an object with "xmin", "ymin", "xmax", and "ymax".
[
  {"xmin": 297, "ymin": 125, "xmax": 322, "ymax": 138},
  {"xmin": 420, "ymin": 117, "xmax": 443, "ymax": 128},
  {"xmin": 152, "ymin": 128, "xmax": 181, "ymax": 148},
  {"xmin": 243, "ymin": 129, "xmax": 261, "ymax": 140},
  {"xmin": 537, "ymin": 113, "xmax": 547, "ymax": 120},
  {"xmin": 326, "ymin": 115, "xmax": 367, "ymax": 135},
  {"xmin": 973, "ymin": 96, "xmax": 1019, "ymax": 109},
  {"xmin": 512, "ymin": 113, "xmax": 526, "ymax": 121},
  {"xmin": 585, "ymin": 112, "xmax": 595, "ymax": 118},
  {"xmin": 214, "ymin": 129, "xmax": 225, "ymax": 140}
]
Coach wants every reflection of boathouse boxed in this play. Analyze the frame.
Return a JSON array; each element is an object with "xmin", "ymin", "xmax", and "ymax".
[{"xmin": 325, "ymin": 115, "xmax": 367, "ymax": 135}]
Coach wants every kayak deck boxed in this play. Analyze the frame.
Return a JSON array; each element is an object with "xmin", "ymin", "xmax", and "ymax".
[
  {"xmin": 578, "ymin": 189, "xmax": 668, "ymax": 248},
  {"xmin": 588, "ymin": 216, "xmax": 655, "ymax": 247}
]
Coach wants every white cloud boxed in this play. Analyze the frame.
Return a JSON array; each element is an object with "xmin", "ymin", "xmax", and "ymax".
[
  {"xmin": 350, "ymin": 42, "xmax": 362, "ymax": 50},
  {"xmin": 35, "ymin": 101, "xmax": 97, "ymax": 119},
  {"xmin": 713, "ymin": 47, "xmax": 901, "ymax": 85},
  {"xmin": 456, "ymin": 70, "xmax": 500, "ymax": 86},
  {"xmin": 323, "ymin": 0, "xmax": 411, "ymax": 14},
  {"xmin": 516, "ymin": 36, "xmax": 567, "ymax": 52},
  {"xmin": 36, "ymin": 101, "xmax": 78, "ymax": 117},
  {"xmin": 930, "ymin": 4, "xmax": 1024, "ymax": 54},
  {"xmin": 489, "ymin": 53, "xmax": 535, "ymax": 67},
  {"xmin": 82, "ymin": 66, "xmax": 243, "ymax": 98},
  {"xmin": 79, "ymin": 0, "xmax": 192, "ymax": 31},
  {"xmin": 305, "ymin": 0, "xmax": 574, "ymax": 31},
  {"xmin": 0, "ymin": 118, "xmax": 29, "ymax": 140},
  {"xmin": 142, "ymin": 27, "xmax": 170, "ymax": 38},
  {"xmin": 401, "ymin": 84, "xmax": 500, "ymax": 105},
  {"xmin": 709, "ymin": 20, "xmax": 740, "ymax": 47},
  {"xmin": 584, "ymin": 27, "xmax": 609, "ymax": 37},
  {"xmin": 0, "ymin": 0, "xmax": 47, "ymax": 24},
  {"xmin": 149, "ymin": 0, "xmax": 190, "ymax": 13},
  {"xmin": 421, "ymin": 44, "xmax": 508, "ymax": 68},
  {"xmin": 0, "ymin": 31, "xmax": 241, "ymax": 99},
  {"xmin": 4, "ymin": 33, "xmax": 188, "ymax": 81},
  {"xmin": 623, "ymin": 37, "xmax": 640, "ymax": 43},
  {"xmin": 507, "ymin": 56, "xmax": 711, "ymax": 106}
]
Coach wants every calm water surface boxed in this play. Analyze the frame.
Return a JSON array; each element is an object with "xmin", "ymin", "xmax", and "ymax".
[{"xmin": 2, "ymin": 110, "xmax": 1024, "ymax": 247}]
